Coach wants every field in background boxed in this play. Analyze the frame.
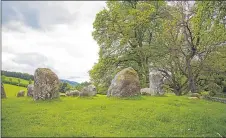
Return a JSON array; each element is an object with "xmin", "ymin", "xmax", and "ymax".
[
  {"xmin": 2, "ymin": 84, "xmax": 226, "ymax": 137},
  {"xmin": 3, "ymin": 84, "xmax": 27, "ymax": 97},
  {"xmin": 5, "ymin": 76, "xmax": 33, "ymax": 84},
  {"xmin": 2, "ymin": 76, "xmax": 34, "ymax": 87}
]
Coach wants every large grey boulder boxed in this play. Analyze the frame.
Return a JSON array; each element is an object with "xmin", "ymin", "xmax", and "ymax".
[
  {"xmin": 149, "ymin": 70, "xmax": 165, "ymax": 96},
  {"xmin": 27, "ymin": 84, "xmax": 34, "ymax": 97},
  {"xmin": 1, "ymin": 83, "xmax": 6, "ymax": 98},
  {"xmin": 140, "ymin": 88, "xmax": 151, "ymax": 95},
  {"xmin": 17, "ymin": 90, "xmax": 25, "ymax": 97},
  {"xmin": 107, "ymin": 67, "xmax": 140, "ymax": 97},
  {"xmin": 66, "ymin": 90, "xmax": 80, "ymax": 97},
  {"xmin": 80, "ymin": 85, "xmax": 97, "ymax": 97},
  {"xmin": 33, "ymin": 68, "xmax": 60, "ymax": 100}
]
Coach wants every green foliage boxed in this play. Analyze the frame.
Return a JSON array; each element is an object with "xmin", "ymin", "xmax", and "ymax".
[
  {"xmin": 2, "ymin": 85, "xmax": 226, "ymax": 137},
  {"xmin": 18, "ymin": 78, "xmax": 21, "ymax": 86},
  {"xmin": 205, "ymin": 82, "xmax": 222, "ymax": 96},
  {"xmin": 29, "ymin": 79, "xmax": 32, "ymax": 84},
  {"xmin": 89, "ymin": 57, "xmax": 121, "ymax": 94},
  {"xmin": 74, "ymin": 81, "xmax": 91, "ymax": 91},
  {"xmin": 1, "ymin": 75, "xmax": 6, "ymax": 81},
  {"xmin": 1, "ymin": 70, "xmax": 34, "ymax": 81},
  {"xmin": 91, "ymin": 1, "xmax": 226, "ymax": 95},
  {"xmin": 91, "ymin": 1, "xmax": 168, "ymax": 89},
  {"xmin": 2, "ymin": 76, "xmax": 34, "ymax": 88},
  {"xmin": 200, "ymin": 91, "xmax": 209, "ymax": 96},
  {"xmin": 59, "ymin": 82, "xmax": 71, "ymax": 93},
  {"xmin": 9, "ymin": 78, "xmax": 12, "ymax": 84}
]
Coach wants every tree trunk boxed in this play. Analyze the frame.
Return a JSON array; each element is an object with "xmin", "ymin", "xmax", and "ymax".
[{"xmin": 186, "ymin": 58, "xmax": 197, "ymax": 93}]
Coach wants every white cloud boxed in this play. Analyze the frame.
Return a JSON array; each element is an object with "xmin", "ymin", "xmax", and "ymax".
[{"xmin": 2, "ymin": 1, "xmax": 106, "ymax": 83}]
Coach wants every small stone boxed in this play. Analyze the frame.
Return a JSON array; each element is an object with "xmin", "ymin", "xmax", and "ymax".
[
  {"xmin": 27, "ymin": 84, "xmax": 34, "ymax": 97},
  {"xmin": 188, "ymin": 97, "xmax": 198, "ymax": 100},
  {"xmin": 17, "ymin": 90, "xmax": 25, "ymax": 97},
  {"xmin": 66, "ymin": 90, "xmax": 80, "ymax": 97},
  {"xmin": 80, "ymin": 85, "xmax": 97, "ymax": 97}
]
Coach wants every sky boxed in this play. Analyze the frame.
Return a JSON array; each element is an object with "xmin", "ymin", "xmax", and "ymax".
[{"xmin": 2, "ymin": 1, "xmax": 106, "ymax": 83}]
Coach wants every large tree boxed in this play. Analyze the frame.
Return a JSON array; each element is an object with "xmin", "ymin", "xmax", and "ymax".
[
  {"xmin": 151, "ymin": 1, "xmax": 226, "ymax": 94},
  {"xmin": 91, "ymin": 1, "xmax": 168, "ymax": 90},
  {"xmin": 90, "ymin": 1, "xmax": 226, "ymax": 95}
]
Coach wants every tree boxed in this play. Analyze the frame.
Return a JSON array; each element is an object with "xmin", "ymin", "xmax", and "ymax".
[
  {"xmin": 89, "ymin": 57, "xmax": 122, "ymax": 94},
  {"xmin": 1, "ymin": 70, "xmax": 34, "ymax": 81},
  {"xmin": 59, "ymin": 82, "xmax": 71, "ymax": 93},
  {"xmin": 9, "ymin": 78, "xmax": 12, "ymax": 84},
  {"xmin": 1, "ymin": 75, "xmax": 6, "ymax": 82},
  {"xmin": 91, "ymin": 1, "xmax": 168, "ymax": 89},
  {"xmin": 91, "ymin": 1, "xmax": 226, "ymax": 95},
  {"xmin": 150, "ymin": 1, "xmax": 226, "ymax": 94},
  {"xmin": 18, "ymin": 78, "xmax": 21, "ymax": 86},
  {"xmin": 29, "ymin": 79, "xmax": 32, "ymax": 84},
  {"xmin": 74, "ymin": 81, "xmax": 91, "ymax": 91}
]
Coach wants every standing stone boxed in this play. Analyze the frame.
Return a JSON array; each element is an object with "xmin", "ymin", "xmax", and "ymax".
[
  {"xmin": 27, "ymin": 84, "xmax": 34, "ymax": 97},
  {"xmin": 33, "ymin": 68, "xmax": 60, "ymax": 100},
  {"xmin": 80, "ymin": 85, "xmax": 97, "ymax": 97},
  {"xmin": 149, "ymin": 70, "xmax": 164, "ymax": 96},
  {"xmin": 1, "ymin": 83, "xmax": 6, "ymax": 98},
  {"xmin": 17, "ymin": 90, "xmax": 25, "ymax": 97},
  {"xmin": 107, "ymin": 67, "xmax": 140, "ymax": 97},
  {"xmin": 66, "ymin": 90, "xmax": 80, "ymax": 97}
]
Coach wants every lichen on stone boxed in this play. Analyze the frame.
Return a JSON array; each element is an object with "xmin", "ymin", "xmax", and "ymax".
[
  {"xmin": 33, "ymin": 68, "xmax": 60, "ymax": 101},
  {"xmin": 108, "ymin": 67, "xmax": 140, "ymax": 97}
]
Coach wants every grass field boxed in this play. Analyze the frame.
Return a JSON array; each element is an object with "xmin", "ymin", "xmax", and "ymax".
[
  {"xmin": 3, "ymin": 84, "xmax": 28, "ymax": 97},
  {"xmin": 4, "ymin": 76, "xmax": 34, "ymax": 85},
  {"xmin": 2, "ymin": 84, "xmax": 226, "ymax": 137}
]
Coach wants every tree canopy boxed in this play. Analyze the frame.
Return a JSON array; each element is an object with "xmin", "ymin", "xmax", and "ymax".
[{"xmin": 90, "ymin": 1, "xmax": 226, "ymax": 95}]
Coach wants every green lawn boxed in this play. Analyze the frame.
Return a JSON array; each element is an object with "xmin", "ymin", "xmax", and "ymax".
[
  {"xmin": 3, "ymin": 84, "xmax": 28, "ymax": 97},
  {"xmin": 2, "ymin": 84, "xmax": 226, "ymax": 137}
]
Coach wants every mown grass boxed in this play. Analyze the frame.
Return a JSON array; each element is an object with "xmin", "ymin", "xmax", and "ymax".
[
  {"xmin": 2, "ymin": 84, "xmax": 226, "ymax": 137},
  {"xmin": 3, "ymin": 84, "xmax": 27, "ymax": 97}
]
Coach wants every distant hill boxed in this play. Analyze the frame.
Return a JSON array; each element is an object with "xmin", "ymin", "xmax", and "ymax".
[
  {"xmin": 1, "ymin": 70, "xmax": 79, "ymax": 86},
  {"xmin": 60, "ymin": 79, "xmax": 79, "ymax": 86},
  {"xmin": 1, "ymin": 70, "xmax": 34, "ymax": 81}
]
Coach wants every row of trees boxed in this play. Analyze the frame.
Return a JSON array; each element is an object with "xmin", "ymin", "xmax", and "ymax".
[
  {"xmin": 59, "ymin": 81, "xmax": 91, "ymax": 93},
  {"xmin": 89, "ymin": 1, "xmax": 226, "ymax": 95},
  {"xmin": 1, "ymin": 70, "xmax": 34, "ymax": 81},
  {"xmin": 1, "ymin": 75, "xmax": 32, "ymax": 87}
]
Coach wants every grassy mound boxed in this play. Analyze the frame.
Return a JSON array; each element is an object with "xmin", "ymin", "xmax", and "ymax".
[{"xmin": 2, "ymin": 84, "xmax": 226, "ymax": 137}]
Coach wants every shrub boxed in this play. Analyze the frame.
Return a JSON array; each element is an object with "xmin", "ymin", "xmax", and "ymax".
[
  {"xmin": 200, "ymin": 91, "xmax": 209, "ymax": 96},
  {"xmin": 162, "ymin": 84, "xmax": 174, "ymax": 93},
  {"xmin": 205, "ymin": 82, "xmax": 222, "ymax": 96},
  {"xmin": 200, "ymin": 91, "xmax": 210, "ymax": 98}
]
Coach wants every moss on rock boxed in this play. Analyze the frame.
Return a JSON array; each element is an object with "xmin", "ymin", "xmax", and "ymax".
[{"xmin": 107, "ymin": 67, "xmax": 140, "ymax": 97}]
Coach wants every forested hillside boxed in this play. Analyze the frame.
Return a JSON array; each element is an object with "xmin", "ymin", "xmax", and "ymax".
[{"xmin": 1, "ymin": 70, "xmax": 34, "ymax": 80}]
